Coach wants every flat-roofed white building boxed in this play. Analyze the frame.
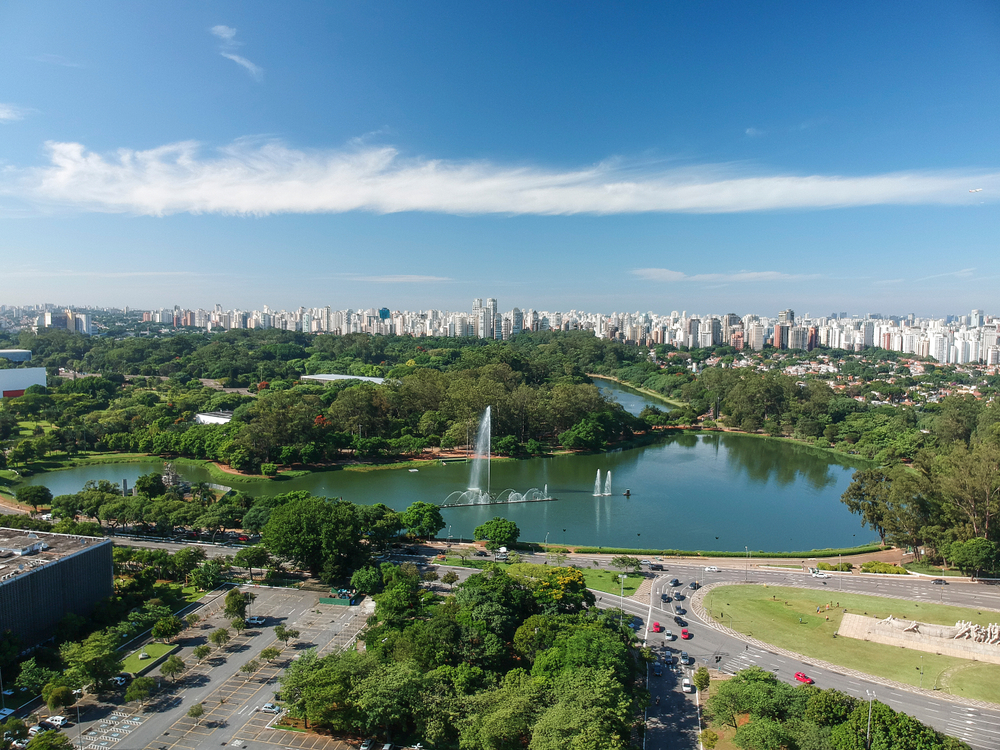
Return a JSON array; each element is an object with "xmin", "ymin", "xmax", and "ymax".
[{"xmin": 0, "ymin": 367, "xmax": 46, "ymax": 398}]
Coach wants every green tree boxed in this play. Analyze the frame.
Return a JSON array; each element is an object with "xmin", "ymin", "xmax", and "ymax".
[
  {"xmin": 43, "ymin": 684, "xmax": 75, "ymax": 713},
  {"xmin": 701, "ymin": 730, "xmax": 719, "ymax": 749},
  {"xmin": 26, "ymin": 731, "xmax": 75, "ymax": 750},
  {"xmin": 351, "ymin": 566, "xmax": 383, "ymax": 595},
  {"xmin": 60, "ymin": 630, "xmax": 123, "ymax": 691},
  {"xmin": 187, "ymin": 703, "xmax": 205, "ymax": 725},
  {"xmin": 610, "ymin": 555, "xmax": 641, "ymax": 573},
  {"xmin": 224, "ymin": 588, "xmax": 250, "ymax": 620},
  {"xmin": 441, "ymin": 570, "xmax": 459, "ymax": 589},
  {"xmin": 123, "ymin": 676, "xmax": 155, "ymax": 707},
  {"xmin": 15, "ymin": 658, "xmax": 58, "ymax": 694},
  {"xmin": 473, "ymin": 516, "xmax": 520, "ymax": 550},
  {"xmin": 209, "ymin": 628, "xmax": 231, "ymax": 650},
  {"xmin": 840, "ymin": 469, "xmax": 892, "ymax": 545},
  {"xmin": 401, "ymin": 501, "xmax": 446, "ymax": 540},
  {"xmin": 15, "ymin": 485, "xmax": 53, "ymax": 515},
  {"xmin": 189, "ymin": 558, "xmax": 227, "ymax": 591},
  {"xmin": 151, "ymin": 616, "xmax": 183, "ymax": 643},
  {"xmin": 193, "ymin": 644, "xmax": 211, "ymax": 662},
  {"xmin": 260, "ymin": 647, "xmax": 281, "ymax": 663},
  {"xmin": 693, "ymin": 666, "xmax": 711, "ymax": 693},
  {"xmin": 134, "ymin": 472, "xmax": 167, "ymax": 498},
  {"xmin": 733, "ymin": 717, "xmax": 790, "ymax": 750},
  {"xmin": 232, "ymin": 545, "xmax": 270, "ymax": 581},
  {"xmin": 274, "ymin": 625, "xmax": 299, "ymax": 646},
  {"xmin": 160, "ymin": 654, "xmax": 185, "ymax": 682},
  {"xmin": 231, "ymin": 617, "xmax": 247, "ymax": 636},
  {"xmin": 240, "ymin": 659, "xmax": 260, "ymax": 681}
]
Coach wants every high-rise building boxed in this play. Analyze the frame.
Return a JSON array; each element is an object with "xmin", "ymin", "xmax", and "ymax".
[{"xmin": 778, "ymin": 309, "xmax": 795, "ymax": 325}]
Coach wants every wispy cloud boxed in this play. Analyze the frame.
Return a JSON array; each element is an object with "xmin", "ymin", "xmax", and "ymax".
[
  {"xmin": 915, "ymin": 268, "xmax": 975, "ymax": 282},
  {"xmin": 7, "ymin": 138, "xmax": 999, "ymax": 217},
  {"xmin": 32, "ymin": 53, "xmax": 83, "ymax": 68},
  {"xmin": 354, "ymin": 274, "xmax": 452, "ymax": 283},
  {"xmin": 0, "ymin": 103, "xmax": 33, "ymax": 123},
  {"xmin": 4, "ymin": 269, "xmax": 197, "ymax": 279},
  {"xmin": 633, "ymin": 268, "xmax": 820, "ymax": 283},
  {"xmin": 210, "ymin": 25, "xmax": 262, "ymax": 81},
  {"xmin": 745, "ymin": 127, "xmax": 765, "ymax": 138}
]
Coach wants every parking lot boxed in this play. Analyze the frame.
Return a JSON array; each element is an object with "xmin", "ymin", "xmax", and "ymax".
[{"xmin": 39, "ymin": 585, "xmax": 371, "ymax": 750}]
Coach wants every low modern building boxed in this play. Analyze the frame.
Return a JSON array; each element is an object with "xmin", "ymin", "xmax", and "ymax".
[
  {"xmin": 0, "ymin": 350, "xmax": 32, "ymax": 363},
  {"xmin": 0, "ymin": 367, "xmax": 47, "ymax": 398},
  {"xmin": 0, "ymin": 529, "xmax": 113, "ymax": 647},
  {"xmin": 194, "ymin": 410, "xmax": 234, "ymax": 425},
  {"xmin": 302, "ymin": 373, "xmax": 385, "ymax": 384}
]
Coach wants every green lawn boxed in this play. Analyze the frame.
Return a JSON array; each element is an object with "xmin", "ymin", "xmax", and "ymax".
[
  {"xmin": 704, "ymin": 585, "xmax": 1000, "ymax": 704},
  {"xmin": 904, "ymin": 561, "xmax": 965, "ymax": 577},
  {"xmin": 121, "ymin": 642, "xmax": 178, "ymax": 675},
  {"xmin": 440, "ymin": 557, "xmax": 643, "ymax": 597}
]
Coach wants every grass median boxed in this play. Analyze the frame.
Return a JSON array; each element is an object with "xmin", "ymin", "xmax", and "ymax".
[
  {"xmin": 440, "ymin": 557, "xmax": 643, "ymax": 597},
  {"xmin": 703, "ymin": 585, "xmax": 1000, "ymax": 704}
]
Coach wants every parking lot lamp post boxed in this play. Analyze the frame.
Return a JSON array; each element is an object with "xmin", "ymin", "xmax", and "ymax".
[{"xmin": 865, "ymin": 690, "xmax": 876, "ymax": 749}]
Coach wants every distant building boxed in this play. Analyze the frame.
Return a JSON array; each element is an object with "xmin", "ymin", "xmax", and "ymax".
[
  {"xmin": 0, "ymin": 349, "xmax": 31, "ymax": 363},
  {"xmin": 0, "ymin": 528, "xmax": 113, "ymax": 648},
  {"xmin": 0, "ymin": 367, "xmax": 47, "ymax": 398},
  {"xmin": 194, "ymin": 411, "xmax": 234, "ymax": 425}
]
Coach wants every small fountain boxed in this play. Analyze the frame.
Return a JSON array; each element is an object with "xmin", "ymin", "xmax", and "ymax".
[
  {"xmin": 603, "ymin": 471, "xmax": 612, "ymax": 496},
  {"xmin": 593, "ymin": 469, "xmax": 602, "ymax": 496}
]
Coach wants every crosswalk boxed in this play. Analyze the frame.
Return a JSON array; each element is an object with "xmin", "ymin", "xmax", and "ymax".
[{"xmin": 944, "ymin": 706, "xmax": 1000, "ymax": 748}]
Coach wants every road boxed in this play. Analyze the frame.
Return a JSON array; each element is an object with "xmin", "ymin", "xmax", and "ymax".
[{"xmin": 597, "ymin": 561, "xmax": 1000, "ymax": 750}]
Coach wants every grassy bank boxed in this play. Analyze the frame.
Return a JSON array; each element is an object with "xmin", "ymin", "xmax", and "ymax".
[
  {"xmin": 440, "ymin": 557, "xmax": 644, "ymax": 597},
  {"xmin": 703, "ymin": 584, "xmax": 1000, "ymax": 703},
  {"xmin": 122, "ymin": 642, "xmax": 180, "ymax": 676},
  {"xmin": 587, "ymin": 373, "xmax": 685, "ymax": 408}
]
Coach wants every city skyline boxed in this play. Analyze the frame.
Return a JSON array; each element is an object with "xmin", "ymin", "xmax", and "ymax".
[{"xmin": 1, "ymin": 2, "xmax": 998, "ymax": 312}]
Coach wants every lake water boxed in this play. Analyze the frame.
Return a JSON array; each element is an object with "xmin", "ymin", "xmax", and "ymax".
[{"xmin": 22, "ymin": 380, "xmax": 868, "ymax": 552}]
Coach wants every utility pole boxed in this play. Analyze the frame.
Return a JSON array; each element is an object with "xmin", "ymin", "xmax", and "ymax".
[{"xmin": 866, "ymin": 690, "xmax": 877, "ymax": 749}]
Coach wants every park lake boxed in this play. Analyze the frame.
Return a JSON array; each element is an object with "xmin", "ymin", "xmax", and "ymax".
[{"xmin": 19, "ymin": 381, "xmax": 870, "ymax": 552}]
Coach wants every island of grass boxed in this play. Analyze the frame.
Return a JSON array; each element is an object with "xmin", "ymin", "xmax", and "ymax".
[{"xmin": 703, "ymin": 584, "xmax": 1000, "ymax": 705}]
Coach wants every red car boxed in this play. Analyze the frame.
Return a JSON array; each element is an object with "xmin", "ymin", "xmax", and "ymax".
[
  {"xmin": 237, "ymin": 535, "xmax": 250, "ymax": 542},
  {"xmin": 681, "ymin": 628, "xmax": 691, "ymax": 640},
  {"xmin": 794, "ymin": 672, "xmax": 814, "ymax": 684},
  {"xmin": 652, "ymin": 622, "xmax": 662, "ymax": 633}
]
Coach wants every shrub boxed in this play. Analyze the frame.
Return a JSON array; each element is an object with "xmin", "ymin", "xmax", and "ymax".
[
  {"xmin": 860, "ymin": 561, "xmax": 908, "ymax": 574},
  {"xmin": 260, "ymin": 463, "xmax": 277, "ymax": 476}
]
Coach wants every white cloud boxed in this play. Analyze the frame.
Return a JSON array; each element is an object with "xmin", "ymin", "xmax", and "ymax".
[
  {"xmin": 211, "ymin": 25, "xmax": 237, "ymax": 41},
  {"xmin": 0, "ymin": 103, "xmax": 31, "ymax": 122},
  {"xmin": 354, "ymin": 274, "xmax": 452, "ymax": 283},
  {"xmin": 633, "ymin": 268, "xmax": 820, "ymax": 283},
  {"xmin": 220, "ymin": 53, "xmax": 263, "ymax": 81},
  {"xmin": 8, "ymin": 138, "xmax": 999, "ymax": 217},
  {"xmin": 745, "ymin": 127, "xmax": 765, "ymax": 137},
  {"xmin": 210, "ymin": 25, "xmax": 262, "ymax": 80},
  {"xmin": 4, "ymin": 269, "xmax": 196, "ymax": 279}
]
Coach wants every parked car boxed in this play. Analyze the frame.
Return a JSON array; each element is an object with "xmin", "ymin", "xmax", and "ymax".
[
  {"xmin": 259, "ymin": 703, "xmax": 281, "ymax": 714},
  {"xmin": 680, "ymin": 651, "xmax": 691, "ymax": 664},
  {"xmin": 45, "ymin": 717, "xmax": 68, "ymax": 728},
  {"xmin": 474, "ymin": 550, "xmax": 489, "ymax": 557},
  {"xmin": 237, "ymin": 535, "xmax": 250, "ymax": 542},
  {"xmin": 27, "ymin": 727, "xmax": 43, "ymax": 737},
  {"xmin": 653, "ymin": 663, "xmax": 662, "ymax": 676},
  {"xmin": 112, "ymin": 675, "xmax": 129, "ymax": 686},
  {"xmin": 664, "ymin": 629, "xmax": 673, "ymax": 640},
  {"xmin": 381, "ymin": 744, "xmax": 394, "ymax": 750},
  {"xmin": 682, "ymin": 678, "xmax": 694, "ymax": 693},
  {"xmin": 360, "ymin": 741, "xmax": 375, "ymax": 750},
  {"xmin": 794, "ymin": 672, "xmax": 814, "ymax": 684},
  {"xmin": 652, "ymin": 622, "xmax": 662, "ymax": 633},
  {"xmin": 681, "ymin": 629, "xmax": 691, "ymax": 640},
  {"xmin": 704, "ymin": 566, "xmax": 720, "ymax": 572},
  {"xmin": 247, "ymin": 616, "xmax": 266, "ymax": 626},
  {"xmin": 662, "ymin": 653, "xmax": 673, "ymax": 664}
]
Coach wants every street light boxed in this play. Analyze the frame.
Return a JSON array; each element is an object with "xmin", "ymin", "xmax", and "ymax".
[
  {"xmin": 618, "ymin": 573, "xmax": 627, "ymax": 628},
  {"xmin": 919, "ymin": 656, "xmax": 924, "ymax": 689},
  {"xmin": 865, "ymin": 690, "xmax": 877, "ymax": 749},
  {"xmin": 745, "ymin": 546, "xmax": 749, "ymax": 582}
]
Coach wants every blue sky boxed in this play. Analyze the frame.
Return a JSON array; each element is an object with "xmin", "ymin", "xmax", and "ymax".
[{"xmin": 1, "ymin": 1, "xmax": 998, "ymax": 316}]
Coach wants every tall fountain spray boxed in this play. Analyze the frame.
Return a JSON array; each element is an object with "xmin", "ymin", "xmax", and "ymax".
[
  {"xmin": 468, "ymin": 406, "xmax": 492, "ymax": 498},
  {"xmin": 603, "ymin": 471, "xmax": 612, "ymax": 496},
  {"xmin": 593, "ymin": 469, "xmax": 602, "ymax": 496}
]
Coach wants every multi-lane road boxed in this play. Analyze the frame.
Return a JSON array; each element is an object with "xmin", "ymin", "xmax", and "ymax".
[{"xmin": 598, "ymin": 561, "xmax": 1000, "ymax": 750}]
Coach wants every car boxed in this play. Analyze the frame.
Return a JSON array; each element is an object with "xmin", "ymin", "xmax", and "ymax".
[
  {"xmin": 653, "ymin": 663, "xmax": 662, "ymax": 676},
  {"xmin": 674, "ymin": 616, "xmax": 687, "ymax": 626},
  {"xmin": 660, "ymin": 593, "xmax": 670, "ymax": 603},
  {"xmin": 669, "ymin": 578, "xmax": 680, "ymax": 586},
  {"xmin": 681, "ymin": 628, "xmax": 691, "ymax": 640},
  {"xmin": 688, "ymin": 581, "xmax": 699, "ymax": 590},
  {"xmin": 932, "ymin": 579, "xmax": 947, "ymax": 585},
  {"xmin": 45, "ymin": 717, "xmax": 68, "ymax": 728},
  {"xmin": 474, "ymin": 550, "xmax": 489, "ymax": 557},
  {"xmin": 682, "ymin": 678, "xmax": 694, "ymax": 693},
  {"xmin": 811, "ymin": 572, "xmax": 831, "ymax": 579},
  {"xmin": 662, "ymin": 653, "xmax": 674, "ymax": 664},
  {"xmin": 247, "ymin": 616, "xmax": 266, "ymax": 626},
  {"xmin": 674, "ymin": 607, "xmax": 686, "ymax": 615},
  {"xmin": 640, "ymin": 560, "xmax": 652, "ymax": 565},
  {"xmin": 112, "ymin": 675, "xmax": 129, "ymax": 686},
  {"xmin": 652, "ymin": 622, "xmax": 662, "ymax": 633},
  {"xmin": 381, "ymin": 744, "xmax": 394, "ymax": 750},
  {"xmin": 673, "ymin": 591, "xmax": 684, "ymax": 601},
  {"xmin": 794, "ymin": 672, "xmax": 814, "ymax": 684},
  {"xmin": 664, "ymin": 629, "xmax": 673, "ymax": 640},
  {"xmin": 650, "ymin": 563, "xmax": 664, "ymax": 571},
  {"xmin": 680, "ymin": 651, "xmax": 690, "ymax": 664},
  {"xmin": 259, "ymin": 703, "xmax": 281, "ymax": 714},
  {"xmin": 27, "ymin": 727, "xmax": 43, "ymax": 737},
  {"xmin": 704, "ymin": 566, "xmax": 720, "ymax": 572},
  {"xmin": 237, "ymin": 534, "xmax": 250, "ymax": 542}
]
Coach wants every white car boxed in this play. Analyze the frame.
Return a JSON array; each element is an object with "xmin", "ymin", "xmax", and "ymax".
[
  {"xmin": 45, "ymin": 717, "xmax": 68, "ymax": 728},
  {"xmin": 682, "ymin": 678, "xmax": 694, "ymax": 693},
  {"xmin": 246, "ymin": 616, "xmax": 266, "ymax": 625},
  {"xmin": 259, "ymin": 703, "xmax": 281, "ymax": 714},
  {"xmin": 704, "ymin": 566, "xmax": 720, "ymax": 572},
  {"xmin": 811, "ymin": 572, "xmax": 831, "ymax": 579}
]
